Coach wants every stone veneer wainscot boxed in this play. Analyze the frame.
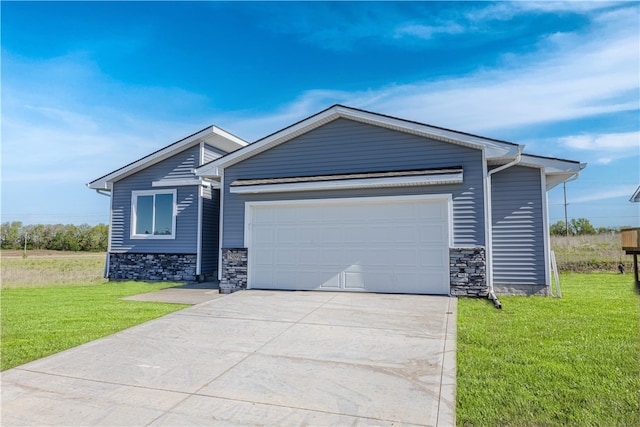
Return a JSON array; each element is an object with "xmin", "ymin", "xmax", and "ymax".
[{"xmin": 108, "ymin": 253, "xmax": 197, "ymax": 281}]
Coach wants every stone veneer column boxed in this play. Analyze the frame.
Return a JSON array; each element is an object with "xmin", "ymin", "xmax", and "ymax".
[
  {"xmin": 220, "ymin": 248, "xmax": 248, "ymax": 294},
  {"xmin": 450, "ymin": 247, "xmax": 488, "ymax": 297}
]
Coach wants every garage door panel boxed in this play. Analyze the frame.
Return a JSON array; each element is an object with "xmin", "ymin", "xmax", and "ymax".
[
  {"xmin": 276, "ymin": 228, "xmax": 298, "ymax": 244},
  {"xmin": 298, "ymin": 227, "xmax": 317, "ymax": 243},
  {"xmin": 319, "ymin": 272, "xmax": 342, "ymax": 289},
  {"xmin": 419, "ymin": 225, "xmax": 448, "ymax": 244},
  {"xmin": 419, "ymin": 201, "xmax": 447, "ymax": 217},
  {"xmin": 247, "ymin": 197, "xmax": 450, "ymax": 295},
  {"xmin": 275, "ymin": 248, "xmax": 298, "ymax": 265},
  {"xmin": 253, "ymin": 228, "xmax": 275, "ymax": 245},
  {"xmin": 420, "ymin": 248, "xmax": 449, "ymax": 267},
  {"xmin": 253, "ymin": 246, "xmax": 275, "ymax": 262},
  {"xmin": 344, "ymin": 271, "xmax": 366, "ymax": 289}
]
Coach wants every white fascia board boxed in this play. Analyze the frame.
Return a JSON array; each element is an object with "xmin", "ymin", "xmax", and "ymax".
[
  {"xmin": 230, "ymin": 172, "xmax": 463, "ymax": 194},
  {"xmin": 631, "ymin": 185, "xmax": 640, "ymax": 203},
  {"xmin": 519, "ymin": 155, "xmax": 586, "ymax": 191},
  {"xmin": 86, "ymin": 182, "xmax": 113, "ymax": 191},
  {"xmin": 203, "ymin": 126, "xmax": 249, "ymax": 152},
  {"xmin": 520, "ymin": 155, "xmax": 585, "ymax": 174},
  {"xmin": 151, "ymin": 178, "xmax": 216, "ymax": 188},
  {"xmin": 199, "ymin": 106, "xmax": 522, "ymax": 174},
  {"xmin": 87, "ymin": 126, "xmax": 247, "ymax": 190},
  {"xmin": 196, "ymin": 164, "xmax": 222, "ymax": 178}
]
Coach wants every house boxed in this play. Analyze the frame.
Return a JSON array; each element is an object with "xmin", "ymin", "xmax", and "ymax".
[
  {"xmin": 630, "ymin": 185, "xmax": 640, "ymax": 203},
  {"xmin": 87, "ymin": 126, "xmax": 248, "ymax": 281},
  {"xmin": 89, "ymin": 105, "xmax": 585, "ymax": 296}
]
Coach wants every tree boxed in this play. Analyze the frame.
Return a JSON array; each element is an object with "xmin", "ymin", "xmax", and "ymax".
[
  {"xmin": 1, "ymin": 221, "xmax": 23, "ymax": 249},
  {"xmin": 570, "ymin": 218, "xmax": 596, "ymax": 235},
  {"xmin": 550, "ymin": 220, "xmax": 568, "ymax": 236},
  {"xmin": 0, "ymin": 222, "xmax": 109, "ymax": 252}
]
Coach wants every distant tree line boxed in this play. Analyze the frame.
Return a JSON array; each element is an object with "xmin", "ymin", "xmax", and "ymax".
[
  {"xmin": 550, "ymin": 218, "xmax": 621, "ymax": 236},
  {"xmin": 0, "ymin": 222, "xmax": 108, "ymax": 252}
]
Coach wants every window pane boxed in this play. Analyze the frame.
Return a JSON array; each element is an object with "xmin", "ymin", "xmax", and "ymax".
[
  {"xmin": 154, "ymin": 193, "xmax": 174, "ymax": 235},
  {"xmin": 135, "ymin": 195, "xmax": 154, "ymax": 235}
]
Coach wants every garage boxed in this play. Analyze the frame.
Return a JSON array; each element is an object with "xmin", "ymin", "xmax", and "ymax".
[{"xmin": 245, "ymin": 195, "xmax": 451, "ymax": 294}]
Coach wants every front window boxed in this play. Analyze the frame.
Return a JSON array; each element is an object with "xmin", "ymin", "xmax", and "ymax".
[{"xmin": 131, "ymin": 190, "xmax": 176, "ymax": 239}]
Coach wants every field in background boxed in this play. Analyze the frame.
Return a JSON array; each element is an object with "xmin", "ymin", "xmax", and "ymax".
[
  {"xmin": 1, "ymin": 233, "xmax": 632, "ymax": 288},
  {"xmin": 1, "ymin": 251, "xmax": 107, "ymax": 288},
  {"xmin": 551, "ymin": 233, "xmax": 631, "ymax": 272}
]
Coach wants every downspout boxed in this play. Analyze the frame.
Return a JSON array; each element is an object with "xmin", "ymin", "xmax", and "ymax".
[
  {"xmin": 485, "ymin": 151, "xmax": 523, "ymax": 309},
  {"xmin": 217, "ymin": 168, "xmax": 225, "ymax": 282},
  {"xmin": 196, "ymin": 145, "xmax": 205, "ymax": 280}
]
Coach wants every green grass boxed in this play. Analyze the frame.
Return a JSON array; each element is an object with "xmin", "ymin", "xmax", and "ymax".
[
  {"xmin": 1, "ymin": 282, "xmax": 189, "ymax": 370},
  {"xmin": 457, "ymin": 273, "xmax": 640, "ymax": 426}
]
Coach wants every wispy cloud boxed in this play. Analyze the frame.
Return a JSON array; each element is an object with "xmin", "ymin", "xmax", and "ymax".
[
  {"xmin": 393, "ymin": 22, "xmax": 465, "ymax": 40},
  {"xmin": 570, "ymin": 185, "xmax": 639, "ymax": 204},
  {"xmin": 560, "ymin": 132, "xmax": 639, "ymax": 151},
  {"xmin": 225, "ymin": 5, "xmax": 638, "ymax": 143},
  {"xmin": 1, "ymin": 53, "xmax": 210, "ymax": 185},
  {"xmin": 255, "ymin": 1, "xmax": 631, "ymax": 50},
  {"xmin": 558, "ymin": 131, "xmax": 640, "ymax": 165}
]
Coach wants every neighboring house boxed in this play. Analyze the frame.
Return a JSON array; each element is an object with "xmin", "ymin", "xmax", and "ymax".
[
  {"xmin": 87, "ymin": 126, "xmax": 248, "ymax": 281},
  {"xmin": 631, "ymin": 185, "xmax": 640, "ymax": 203},
  {"xmin": 90, "ymin": 105, "xmax": 585, "ymax": 296}
]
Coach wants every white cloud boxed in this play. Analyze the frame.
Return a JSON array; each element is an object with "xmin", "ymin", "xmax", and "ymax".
[
  {"xmin": 0, "ymin": 54, "xmax": 209, "ymax": 187},
  {"xmin": 226, "ymin": 7, "xmax": 639, "ymax": 143},
  {"xmin": 571, "ymin": 185, "xmax": 639, "ymax": 204},
  {"xmin": 560, "ymin": 132, "xmax": 640, "ymax": 151},
  {"xmin": 393, "ymin": 23, "xmax": 464, "ymax": 40},
  {"xmin": 557, "ymin": 132, "xmax": 640, "ymax": 164}
]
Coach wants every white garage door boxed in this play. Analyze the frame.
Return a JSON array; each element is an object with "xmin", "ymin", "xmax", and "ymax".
[{"xmin": 246, "ymin": 196, "xmax": 451, "ymax": 295}]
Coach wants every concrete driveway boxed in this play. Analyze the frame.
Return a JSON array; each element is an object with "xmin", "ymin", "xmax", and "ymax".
[{"xmin": 1, "ymin": 290, "xmax": 457, "ymax": 426}]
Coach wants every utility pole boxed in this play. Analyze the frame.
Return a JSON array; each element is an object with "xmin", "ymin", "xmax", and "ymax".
[{"xmin": 563, "ymin": 182, "xmax": 569, "ymax": 236}]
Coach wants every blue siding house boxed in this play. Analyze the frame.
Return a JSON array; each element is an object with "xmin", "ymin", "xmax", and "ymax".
[
  {"xmin": 90, "ymin": 105, "xmax": 584, "ymax": 296},
  {"xmin": 87, "ymin": 126, "xmax": 247, "ymax": 281}
]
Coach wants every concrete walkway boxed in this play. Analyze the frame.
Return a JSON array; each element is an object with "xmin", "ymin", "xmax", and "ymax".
[
  {"xmin": 1, "ymin": 290, "xmax": 457, "ymax": 426},
  {"xmin": 122, "ymin": 281, "xmax": 224, "ymax": 305}
]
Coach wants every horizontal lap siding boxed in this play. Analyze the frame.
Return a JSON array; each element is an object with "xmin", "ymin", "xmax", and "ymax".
[
  {"xmin": 223, "ymin": 118, "xmax": 485, "ymax": 247},
  {"xmin": 491, "ymin": 165, "xmax": 546, "ymax": 285},
  {"xmin": 200, "ymin": 187, "xmax": 220, "ymax": 274},
  {"xmin": 110, "ymin": 146, "xmax": 200, "ymax": 253},
  {"xmin": 203, "ymin": 143, "xmax": 226, "ymax": 163}
]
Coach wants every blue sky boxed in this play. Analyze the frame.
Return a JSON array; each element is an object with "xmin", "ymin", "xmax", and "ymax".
[{"xmin": 2, "ymin": 1, "xmax": 639, "ymax": 228}]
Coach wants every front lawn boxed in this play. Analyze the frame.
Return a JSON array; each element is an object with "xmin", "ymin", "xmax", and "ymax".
[
  {"xmin": 457, "ymin": 273, "xmax": 640, "ymax": 426},
  {"xmin": 1, "ymin": 282, "xmax": 188, "ymax": 370}
]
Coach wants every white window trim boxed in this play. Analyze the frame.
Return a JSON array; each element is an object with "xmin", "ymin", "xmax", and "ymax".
[{"xmin": 131, "ymin": 189, "xmax": 177, "ymax": 240}]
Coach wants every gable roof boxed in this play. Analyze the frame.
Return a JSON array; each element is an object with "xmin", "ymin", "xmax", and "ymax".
[
  {"xmin": 631, "ymin": 185, "xmax": 640, "ymax": 203},
  {"xmin": 195, "ymin": 104, "xmax": 524, "ymax": 177},
  {"xmin": 519, "ymin": 153, "xmax": 587, "ymax": 190},
  {"xmin": 87, "ymin": 125, "xmax": 248, "ymax": 190}
]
